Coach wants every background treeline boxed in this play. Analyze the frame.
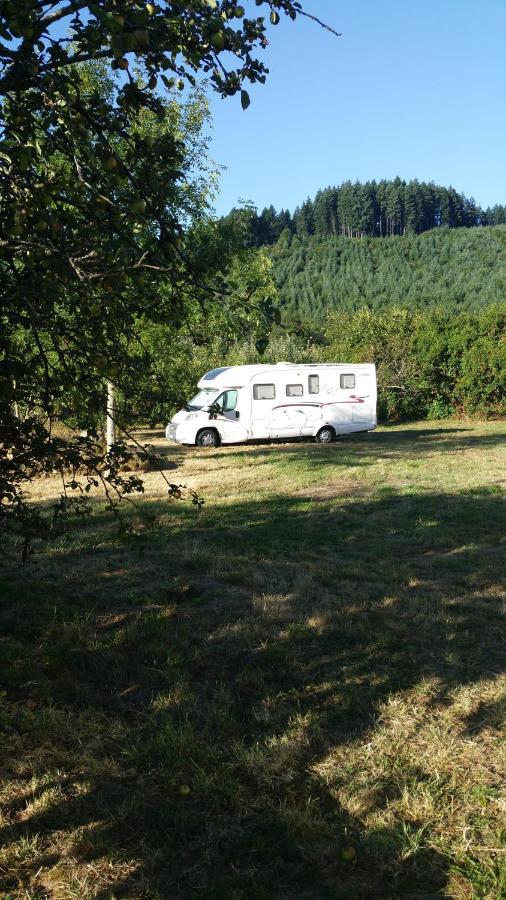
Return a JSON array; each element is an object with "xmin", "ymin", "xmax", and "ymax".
[
  {"xmin": 123, "ymin": 304, "xmax": 505, "ymax": 426},
  {"xmin": 270, "ymin": 225, "xmax": 506, "ymax": 320},
  {"xmin": 225, "ymin": 178, "xmax": 506, "ymax": 244}
]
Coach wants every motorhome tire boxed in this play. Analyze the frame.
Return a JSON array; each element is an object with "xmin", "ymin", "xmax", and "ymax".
[
  {"xmin": 196, "ymin": 428, "xmax": 220, "ymax": 448},
  {"xmin": 315, "ymin": 426, "xmax": 335, "ymax": 444}
]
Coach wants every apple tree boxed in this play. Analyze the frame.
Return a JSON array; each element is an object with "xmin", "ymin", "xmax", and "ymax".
[{"xmin": 0, "ymin": 0, "xmax": 337, "ymax": 554}]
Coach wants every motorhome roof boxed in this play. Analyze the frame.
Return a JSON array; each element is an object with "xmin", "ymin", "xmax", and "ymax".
[{"xmin": 198, "ymin": 363, "xmax": 374, "ymax": 389}]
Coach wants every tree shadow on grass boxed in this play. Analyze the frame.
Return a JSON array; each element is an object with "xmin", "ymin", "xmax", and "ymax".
[
  {"xmin": 462, "ymin": 693, "xmax": 506, "ymax": 736},
  {"xmin": 164, "ymin": 424, "xmax": 506, "ymax": 477},
  {"xmin": 0, "ymin": 486, "xmax": 504, "ymax": 897}
]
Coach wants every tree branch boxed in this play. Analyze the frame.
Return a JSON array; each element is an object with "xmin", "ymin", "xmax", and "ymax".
[
  {"xmin": 298, "ymin": 10, "xmax": 342, "ymax": 38},
  {"xmin": 39, "ymin": 1, "xmax": 89, "ymax": 29},
  {"xmin": 0, "ymin": 42, "xmax": 16, "ymax": 59}
]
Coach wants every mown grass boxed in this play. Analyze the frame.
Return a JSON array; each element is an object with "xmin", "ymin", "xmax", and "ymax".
[{"xmin": 0, "ymin": 421, "xmax": 505, "ymax": 899}]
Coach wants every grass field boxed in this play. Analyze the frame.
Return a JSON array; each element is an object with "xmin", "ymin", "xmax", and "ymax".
[{"xmin": 1, "ymin": 421, "xmax": 505, "ymax": 899}]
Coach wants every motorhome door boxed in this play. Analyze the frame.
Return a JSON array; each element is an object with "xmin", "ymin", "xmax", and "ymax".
[{"xmin": 213, "ymin": 389, "xmax": 248, "ymax": 443}]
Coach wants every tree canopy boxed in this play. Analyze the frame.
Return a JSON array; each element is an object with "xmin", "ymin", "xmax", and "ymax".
[
  {"xmin": 221, "ymin": 177, "xmax": 503, "ymax": 246},
  {"xmin": 0, "ymin": 0, "xmax": 336, "ymax": 554}
]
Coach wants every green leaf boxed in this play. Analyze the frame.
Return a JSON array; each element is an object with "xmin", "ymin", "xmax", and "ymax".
[
  {"xmin": 270, "ymin": 11, "xmax": 280, "ymax": 25},
  {"xmin": 255, "ymin": 336, "xmax": 268, "ymax": 355},
  {"xmin": 240, "ymin": 89, "xmax": 250, "ymax": 110}
]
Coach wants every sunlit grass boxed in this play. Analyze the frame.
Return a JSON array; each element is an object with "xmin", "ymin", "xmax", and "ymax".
[{"xmin": 1, "ymin": 420, "xmax": 505, "ymax": 898}]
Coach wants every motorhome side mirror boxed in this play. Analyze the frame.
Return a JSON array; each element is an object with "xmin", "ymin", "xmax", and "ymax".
[{"xmin": 235, "ymin": 411, "xmax": 240, "ymax": 419}]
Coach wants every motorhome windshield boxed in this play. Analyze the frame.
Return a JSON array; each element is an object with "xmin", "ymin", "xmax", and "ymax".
[{"xmin": 185, "ymin": 388, "xmax": 218, "ymax": 411}]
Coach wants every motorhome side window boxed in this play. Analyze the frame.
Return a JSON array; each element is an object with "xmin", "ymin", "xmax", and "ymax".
[
  {"xmin": 340, "ymin": 374, "xmax": 356, "ymax": 389},
  {"xmin": 286, "ymin": 384, "xmax": 303, "ymax": 397},
  {"xmin": 308, "ymin": 375, "xmax": 319, "ymax": 394},
  {"xmin": 253, "ymin": 384, "xmax": 275, "ymax": 400},
  {"xmin": 217, "ymin": 390, "xmax": 238, "ymax": 412}
]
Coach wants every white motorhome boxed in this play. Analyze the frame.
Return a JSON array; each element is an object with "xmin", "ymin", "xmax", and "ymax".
[{"xmin": 165, "ymin": 363, "xmax": 376, "ymax": 447}]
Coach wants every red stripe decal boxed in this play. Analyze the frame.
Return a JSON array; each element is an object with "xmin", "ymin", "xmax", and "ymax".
[{"xmin": 272, "ymin": 396, "xmax": 369, "ymax": 411}]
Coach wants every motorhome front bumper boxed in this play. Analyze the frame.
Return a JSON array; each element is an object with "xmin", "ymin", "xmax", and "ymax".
[{"xmin": 166, "ymin": 423, "xmax": 178, "ymax": 441}]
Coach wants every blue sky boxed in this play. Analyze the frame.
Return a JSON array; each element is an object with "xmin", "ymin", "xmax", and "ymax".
[{"xmin": 207, "ymin": 0, "xmax": 506, "ymax": 215}]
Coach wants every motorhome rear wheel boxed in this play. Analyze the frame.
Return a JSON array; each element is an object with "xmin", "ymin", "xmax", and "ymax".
[{"xmin": 315, "ymin": 426, "xmax": 336, "ymax": 444}]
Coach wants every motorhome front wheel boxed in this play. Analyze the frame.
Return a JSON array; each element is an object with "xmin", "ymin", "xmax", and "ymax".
[
  {"xmin": 315, "ymin": 426, "xmax": 336, "ymax": 444},
  {"xmin": 196, "ymin": 428, "xmax": 220, "ymax": 448}
]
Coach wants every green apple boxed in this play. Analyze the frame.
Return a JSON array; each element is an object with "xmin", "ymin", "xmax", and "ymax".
[
  {"xmin": 130, "ymin": 199, "xmax": 146, "ymax": 215},
  {"xmin": 8, "ymin": 19, "xmax": 23, "ymax": 38},
  {"xmin": 18, "ymin": 151, "xmax": 31, "ymax": 171},
  {"xmin": 133, "ymin": 29, "xmax": 149, "ymax": 48},
  {"xmin": 210, "ymin": 31, "xmax": 225, "ymax": 51},
  {"xmin": 93, "ymin": 353, "xmax": 109, "ymax": 370}
]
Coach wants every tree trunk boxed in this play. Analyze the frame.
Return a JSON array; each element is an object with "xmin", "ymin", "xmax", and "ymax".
[{"xmin": 106, "ymin": 380, "xmax": 116, "ymax": 452}]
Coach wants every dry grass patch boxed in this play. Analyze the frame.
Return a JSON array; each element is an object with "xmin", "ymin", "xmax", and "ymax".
[{"xmin": 1, "ymin": 420, "xmax": 505, "ymax": 898}]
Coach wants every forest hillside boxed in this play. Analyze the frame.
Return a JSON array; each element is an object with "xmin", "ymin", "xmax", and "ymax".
[
  {"xmin": 270, "ymin": 225, "xmax": 506, "ymax": 320},
  {"xmin": 232, "ymin": 178, "xmax": 506, "ymax": 244}
]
